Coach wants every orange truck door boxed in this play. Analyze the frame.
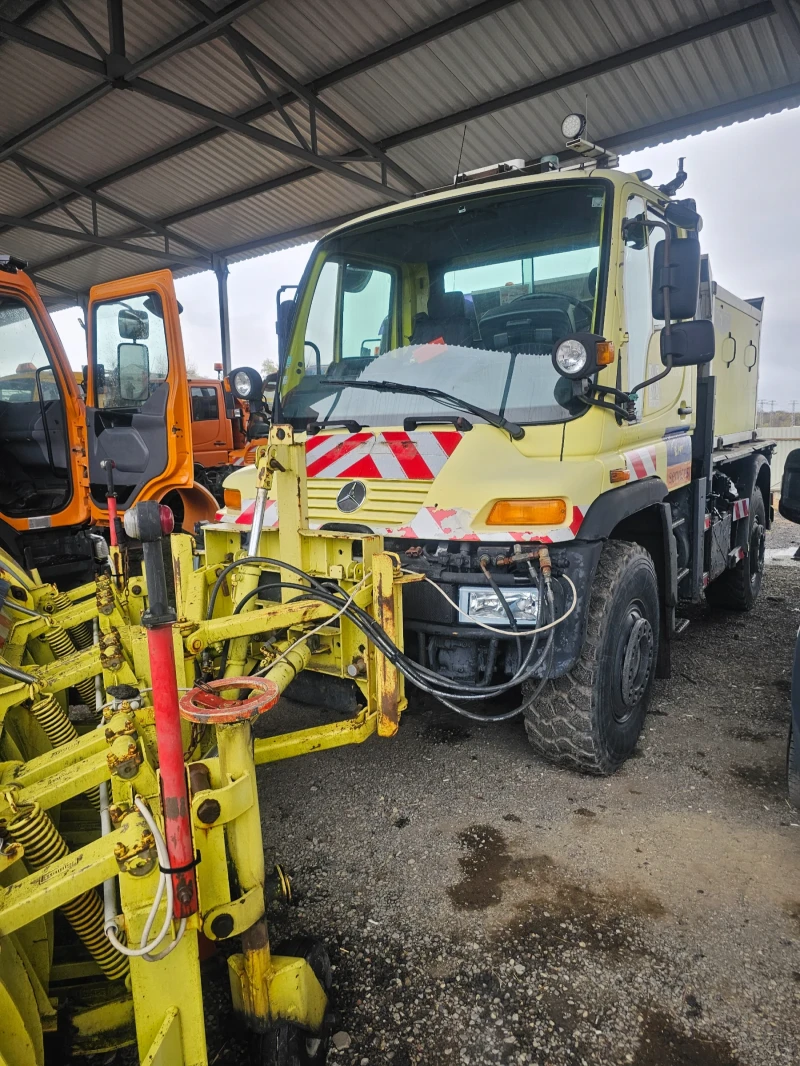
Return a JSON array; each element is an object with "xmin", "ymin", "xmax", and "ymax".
[
  {"xmin": 85, "ymin": 270, "xmax": 195, "ymax": 517},
  {"xmin": 189, "ymin": 382, "xmax": 229, "ymax": 466}
]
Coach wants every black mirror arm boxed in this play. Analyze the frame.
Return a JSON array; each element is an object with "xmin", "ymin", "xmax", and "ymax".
[{"xmin": 578, "ymin": 391, "xmax": 638, "ymax": 423}]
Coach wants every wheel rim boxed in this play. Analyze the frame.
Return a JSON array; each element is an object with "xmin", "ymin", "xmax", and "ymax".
[
  {"xmin": 750, "ymin": 517, "xmax": 765, "ymax": 590},
  {"xmin": 616, "ymin": 601, "xmax": 654, "ymax": 721}
]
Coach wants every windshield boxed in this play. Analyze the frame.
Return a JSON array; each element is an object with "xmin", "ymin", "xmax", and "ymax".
[{"xmin": 280, "ymin": 181, "xmax": 608, "ymax": 429}]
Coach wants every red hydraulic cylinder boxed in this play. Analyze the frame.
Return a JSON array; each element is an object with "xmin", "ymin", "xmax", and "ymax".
[
  {"xmin": 124, "ymin": 501, "xmax": 198, "ymax": 918},
  {"xmin": 145, "ymin": 623, "xmax": 198, "ymax": 917}
]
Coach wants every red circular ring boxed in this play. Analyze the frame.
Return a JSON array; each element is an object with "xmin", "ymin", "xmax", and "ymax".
[{"xmin": 179, "ymin": 676, "xmax": 281, "ymax": 724}]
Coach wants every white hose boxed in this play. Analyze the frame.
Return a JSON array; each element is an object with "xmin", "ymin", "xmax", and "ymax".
[
  {"xmin": 95, "ymin": 620, "xmax": 119, "ymax": 936},
  {"xmin": 103, "ymin": 796, "xmax": 176, "ymax": 958}
]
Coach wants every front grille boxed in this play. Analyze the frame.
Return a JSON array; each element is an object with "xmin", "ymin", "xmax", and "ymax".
[{"xmin": 308, "ymin": 478, "xmax": 430, "ymax": 527}]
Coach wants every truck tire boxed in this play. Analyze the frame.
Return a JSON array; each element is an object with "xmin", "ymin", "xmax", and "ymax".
[
  {"xmin": 788, "ymin": 727, "xmax": 800, "ymax": 810},
  {"xmin": 706, "ymin": 487, "xmax": 766, "ymax": 611},
  {"xmin": 523, "ymin": 540, "xmax": 659, "ymax": 776}
]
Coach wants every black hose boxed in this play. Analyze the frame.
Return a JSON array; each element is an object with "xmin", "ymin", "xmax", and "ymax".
[
  {"xmin": 206, "ymin": 556, "xmax": 330, "ymax": 620},
  {"xmin": 209, "ymin": 557, "xmax": 565, "ymax": 721}
]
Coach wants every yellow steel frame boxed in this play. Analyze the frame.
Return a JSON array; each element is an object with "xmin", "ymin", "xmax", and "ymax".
[{"xmin": 0, "ymin": 425, "xmax": 409, "ymax": 1065}]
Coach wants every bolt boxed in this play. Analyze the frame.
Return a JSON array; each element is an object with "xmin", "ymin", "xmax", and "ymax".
[
  {"xmin": 196, "ymin": 798, "xmax": 221, "ymax": 825},
  {"xmin": 131, "ymin": 585, "xmax": 142, "ymax": 595},
  {"xmin": 210, "ymin": 912, "xmax": 234, "ymax": 939},
  {"xmin": 177, "ymin": 883, "xmax": 194, "ymax": 905}
]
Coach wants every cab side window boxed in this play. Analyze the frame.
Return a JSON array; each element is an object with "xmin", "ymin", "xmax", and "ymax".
[
  {"xmin": 623, "ymin": 195, "xmax": 653, "ymax": 419},
  {"xmin": 191, "ymin": 386, "xmax": 219, "ymax": 421}
]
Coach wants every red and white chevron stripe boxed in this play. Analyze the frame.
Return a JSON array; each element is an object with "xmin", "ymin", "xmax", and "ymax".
[
  {"xmin": 732, "ymin": 498, "xmax": 750, "ymax": 521},
  {"xmin": 305, "ymin": 430, "xmax": 461, "ymax": 479},
  {"xmin": 624, "ymin": 444, "xmax": 658, "ymax": 481}
]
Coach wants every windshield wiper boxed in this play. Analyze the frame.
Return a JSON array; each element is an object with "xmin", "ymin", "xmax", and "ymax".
[{"xmin": 321, "ymin": 379, "xmax": 525, "ymax": 441}]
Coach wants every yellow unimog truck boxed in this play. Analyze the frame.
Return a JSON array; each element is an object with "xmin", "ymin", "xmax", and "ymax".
[{"xmin": 220, "ymin": 123, "xmax": 769, "ymax": 775}]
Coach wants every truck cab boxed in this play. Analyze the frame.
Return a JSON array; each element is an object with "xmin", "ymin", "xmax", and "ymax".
[
  {"xmin": 217, "ymin": 149, "xmax": 770, "ymax": 776},
  {"xmin": 0, "ymin": 261, "xmax": 216, "ymax": 582}
]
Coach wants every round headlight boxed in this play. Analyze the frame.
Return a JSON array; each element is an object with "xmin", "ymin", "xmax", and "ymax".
[
  {"xmin": 232, "ymin": 370, "xmax": 253, "ymax": 398},
  {"xmin": 554, "ymin": 338, "xmax": 588, "ymax": 377},
  {"xmin": 561, "ymin": 112, "xmax": 586, "ymax": 140}
]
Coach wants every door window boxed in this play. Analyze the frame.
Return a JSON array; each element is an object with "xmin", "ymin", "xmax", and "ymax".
[
  {"xmin": 93, "ymin": 292, "xmax": 169, "ymax": 408},
  {"xmin": 191, "ymin": 386, "xmax": 219, "ymax": 421},
  {"xmin": 340, "ymin": 263, "xmax": 393, "ymax": 359},
  {"xmin": 623, "ymin": 196, "xmax": 653, "ymax": 419}
]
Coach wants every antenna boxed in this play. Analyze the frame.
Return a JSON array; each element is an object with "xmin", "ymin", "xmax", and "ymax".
[
  {"xmin": 454, "ymin": 125, "xmax": 468, "ymax": 182},
  {"xmin": 585, "ymin": 92, "xmax": 590, "ymax": 142}
]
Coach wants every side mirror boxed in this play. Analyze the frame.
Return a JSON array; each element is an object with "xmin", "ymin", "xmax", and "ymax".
[
  {"xmin": 661, "ymin": 319, "xmax": 715, "ymax": 367},
  {"xmin": 117, "ymin": 342, "xmax": 150, "ymax": 403},
  {"xmin": 276, "ymin": 297, "xmax": 296, "ymax": 361},
  {"xmin": 652, "ymin": 237, "xmax": 701, "ymax": 321},
  {"xmin": 118, "ymin": 307, "xmax": 149, "ymax": 341},
  {"xmin": 780, "ymin": 449, "xmax": 800, "ymax": 524}
]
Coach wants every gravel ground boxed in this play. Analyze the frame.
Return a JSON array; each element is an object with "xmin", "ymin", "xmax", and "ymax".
[
  {"xmin": 73, "ymin": 521, "xmax": 800, "ymax": 1066},
  {"xmin": 194, "ymin": 519, "xmax": 800, "ymax": 1066}
]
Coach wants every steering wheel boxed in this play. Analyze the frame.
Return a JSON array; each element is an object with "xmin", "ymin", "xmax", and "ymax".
[{"xmin": 498, "ymin": 291, "xmax": 594, "ymax": 332}]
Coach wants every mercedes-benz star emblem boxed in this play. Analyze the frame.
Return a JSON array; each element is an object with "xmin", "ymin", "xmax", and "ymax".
[{"xmin": 336, "ymin": 480, "xmax": 367, "ymax": 513}]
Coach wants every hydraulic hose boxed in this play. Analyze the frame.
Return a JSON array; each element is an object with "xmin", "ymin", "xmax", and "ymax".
[{"xmin": 211, "ymin": 555, "xmax": 576, "ymax": 723}]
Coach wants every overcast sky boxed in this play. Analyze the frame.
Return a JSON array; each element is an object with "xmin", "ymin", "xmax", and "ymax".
[{"xmin": 52, "ymin": 106, "xmax": 799, "ymax": 403}]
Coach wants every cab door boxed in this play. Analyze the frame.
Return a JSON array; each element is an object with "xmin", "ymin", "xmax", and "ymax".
[
  {"xmin": 86, "ymin": 270, "xmax": 192, "ymax": 516},
  {"xmin": 189, "ymin": 383, "xmax": 228, "ymax": 466}
]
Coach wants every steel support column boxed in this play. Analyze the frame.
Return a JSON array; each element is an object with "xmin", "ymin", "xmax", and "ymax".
[{"xmin": 213, "ymin": 255, "xmax": 232, "ymax": 376}]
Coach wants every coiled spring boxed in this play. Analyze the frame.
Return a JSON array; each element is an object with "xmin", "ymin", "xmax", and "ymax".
[
  {"xmin": 43, "ymin": 623, "xmax": 97, "ymax": 708},
  {"xmin": 7, "ymin": 800, "xmax": 128, "ymax": 982},
  {"xmin": 29, "ymin": 694, "xmax": 100, "ymax": 810}
]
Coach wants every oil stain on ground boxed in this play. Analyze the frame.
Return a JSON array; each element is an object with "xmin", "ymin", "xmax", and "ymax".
[
  {"xmin": 729, "ymin": 762, "xmax": 784, "ymax": 798},
  {"xmin": 448, "ymin": 823, "xmax": 666, "ymax": 959},
  {"xmin": 632, "ymin": 1008, "xmax": 741, "ymax": 1065},
  {"xmin": 448, "ymin": 824, "xmax": 510, "ymax": 909}
]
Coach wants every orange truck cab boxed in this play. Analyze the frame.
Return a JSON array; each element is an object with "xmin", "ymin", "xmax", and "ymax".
[
  {"xmin": 0, "ymin": 257, "xmax": 216, "ymax": 583},
  {"xmin": 188, "ymin": 375, "xmax": 269, "ymax": 500}
]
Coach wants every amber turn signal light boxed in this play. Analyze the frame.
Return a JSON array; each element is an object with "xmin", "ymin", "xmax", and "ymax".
[
  {"xmin": 596, "ymin": 341, "xmax": 615, "ymax": 365},
  {"xmin": 609, "ymin": 468, "xmax": 630, "ymax": 483},
  {"xmin": 487, "ymin": 498, "xmax": 567, "ymax": 526},
  {"xmin": 224, "ymin": 488, "xmax": 241, "ymax": 510}
]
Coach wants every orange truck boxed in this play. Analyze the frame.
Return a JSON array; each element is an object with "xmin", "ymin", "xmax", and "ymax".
[
  {"xmin": 0, "ymin": 257, "xmax": 218, "ymax": 583},
  {"xmin": 188, "ymin": 371, "xmax": 269, "ymax": 500}
]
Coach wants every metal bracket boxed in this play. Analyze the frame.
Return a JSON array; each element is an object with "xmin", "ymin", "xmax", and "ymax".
[
  {"xmin": 203, "ymin": 884, "xmax": 263, "ymax": 941},
  {"xmin": 191, "ymin": 771, "xmax": 253, "ymax": 828}
]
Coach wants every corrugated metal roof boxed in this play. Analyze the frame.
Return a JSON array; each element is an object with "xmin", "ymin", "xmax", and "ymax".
[{"xmin": 0, "ymin": 0, "xmax": 798, "ymax": 307}]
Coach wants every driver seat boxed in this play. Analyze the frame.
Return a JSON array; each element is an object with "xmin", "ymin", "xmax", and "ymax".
[{"xmin": 410, "ymin": 291, "xmax": 473, "ymax": 347}]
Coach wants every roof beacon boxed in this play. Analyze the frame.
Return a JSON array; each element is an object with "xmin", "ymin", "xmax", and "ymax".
[
  {"xmin": 453, "ymin": 158, "xmax": 525, "ymax": 186},
  {"xmin": 561, "ymin": 112, "xmax": 618, "ymax": 168}
]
